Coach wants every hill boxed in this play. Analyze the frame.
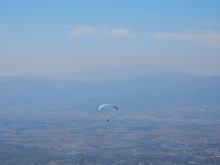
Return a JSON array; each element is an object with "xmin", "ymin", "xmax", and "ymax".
[
  {"xmin": 0, "ymin": 72, "xmax": 220, "ymax": 112},
  {"xmin": 62, "ymin": 63, "xmax": 182, "ymax": 83}
]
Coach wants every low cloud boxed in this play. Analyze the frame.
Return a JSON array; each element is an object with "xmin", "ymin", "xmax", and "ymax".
[
  {"xmin": 110, "ymin": 29, "xmax": 133, "ymax": 38},
  {"xmin": 154, "ymin": 30, "xmax": 220, "ymax": 48},
  {"xmin": 102, "ymin": 28, "xmax": 138, "ymax": 39},
  {"xmin": 71, "ymin": 27, "xmax": 96, "ymax": 37},
  {"xmin": 67, "ymin": 26, "xmax": 137, "ymax": 38}
]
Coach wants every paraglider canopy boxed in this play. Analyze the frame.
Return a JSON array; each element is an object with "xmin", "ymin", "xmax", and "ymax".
[
  {"xmin": 99, "ymin": 104, "xmax": 119, "ymax": 122},
  {"xmin": 99, "ymin": 104, "xmax": 119, "ymax": 111}
]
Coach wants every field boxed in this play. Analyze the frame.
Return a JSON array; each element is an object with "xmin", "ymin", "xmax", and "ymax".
[{"xmin": 1, "ymin": 105, "xmax": 220, "ymax": 159}]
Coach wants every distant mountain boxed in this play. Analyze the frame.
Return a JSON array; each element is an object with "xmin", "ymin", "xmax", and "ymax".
[
  {"xmin": 0, "ymin": 72, "xmax": 220, "ymax": 112},
  {"xmin": 0, "ymin": 77, "xmax": 58, "ymax": 108},
  {"xmin": 19, "ymin": 72, "xmax": 48, "ymax": 81},
  {"xmin": 62, "ymin": 63, "xmax": 182, "ymax": 83}
]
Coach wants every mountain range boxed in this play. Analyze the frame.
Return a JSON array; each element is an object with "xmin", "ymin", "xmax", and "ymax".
[
  {"xmin": 0, "ymin": 64, "xmax": 219, "ymax": 112},
  {"xmin": 61, "ymin": 63, "xmax": 182, "ymax": 83}
]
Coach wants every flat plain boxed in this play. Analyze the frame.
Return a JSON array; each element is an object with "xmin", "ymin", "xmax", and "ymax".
[{"xmin": 1, "ymin": 105, "xmax": 220, "ymax": 157}]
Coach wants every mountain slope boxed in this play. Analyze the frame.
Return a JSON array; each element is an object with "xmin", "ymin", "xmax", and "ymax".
[
  {"xmin": 63, "ymin": 63, "xmax": 182, "ymax": 83},
  {"xmin": 0, "ymin": 73, "xmax": 220, "ymax": 112}
]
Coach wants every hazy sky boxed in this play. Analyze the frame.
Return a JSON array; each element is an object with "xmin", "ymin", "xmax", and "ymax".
[{"xmin": 1, "ymin": 1, "xmax": 220, "ymax": 76}]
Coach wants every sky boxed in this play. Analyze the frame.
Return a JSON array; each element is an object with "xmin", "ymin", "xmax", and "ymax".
[{"xmin": 1, "ymin": 0, "xmax": 220, "ymax": 76}]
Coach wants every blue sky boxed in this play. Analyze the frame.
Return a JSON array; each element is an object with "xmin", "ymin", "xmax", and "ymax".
[{"xmin": 1, "ymin": 1, "xmax": 220, "ymax": 76}]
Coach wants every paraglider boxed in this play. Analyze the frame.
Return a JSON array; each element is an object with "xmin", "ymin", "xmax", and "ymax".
[
  {"xmin": 99, "ymin": 104, "xmax": 119, "ymax": 122},
  {"xmin": 99, "ymin": 104, "xmax": 119, "ymax": 111}
]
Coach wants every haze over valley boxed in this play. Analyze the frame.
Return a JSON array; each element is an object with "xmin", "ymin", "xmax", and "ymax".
[
  {"xmin": 1, "ymin": 1, "xmax": 220, "ymax": 164},
  {"xmin": 1, "ymin": 64, "xmax": 220, "ymax": 164}
]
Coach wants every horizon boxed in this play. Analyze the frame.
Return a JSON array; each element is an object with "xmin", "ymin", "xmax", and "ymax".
[
  {"xmin": 1, "ymin": 1, "xmax": 220, "ymax": 76},
  {"xmin": 0, "ymin": 63, "xmax": 203, "ymax": 79},
  {"xmin": 0, "ymin": 62, "xmax": 219, "ymax": 78},
  {"xmin": 0, "ymin": 63, "xmax": 182, "ymax": 77}
]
